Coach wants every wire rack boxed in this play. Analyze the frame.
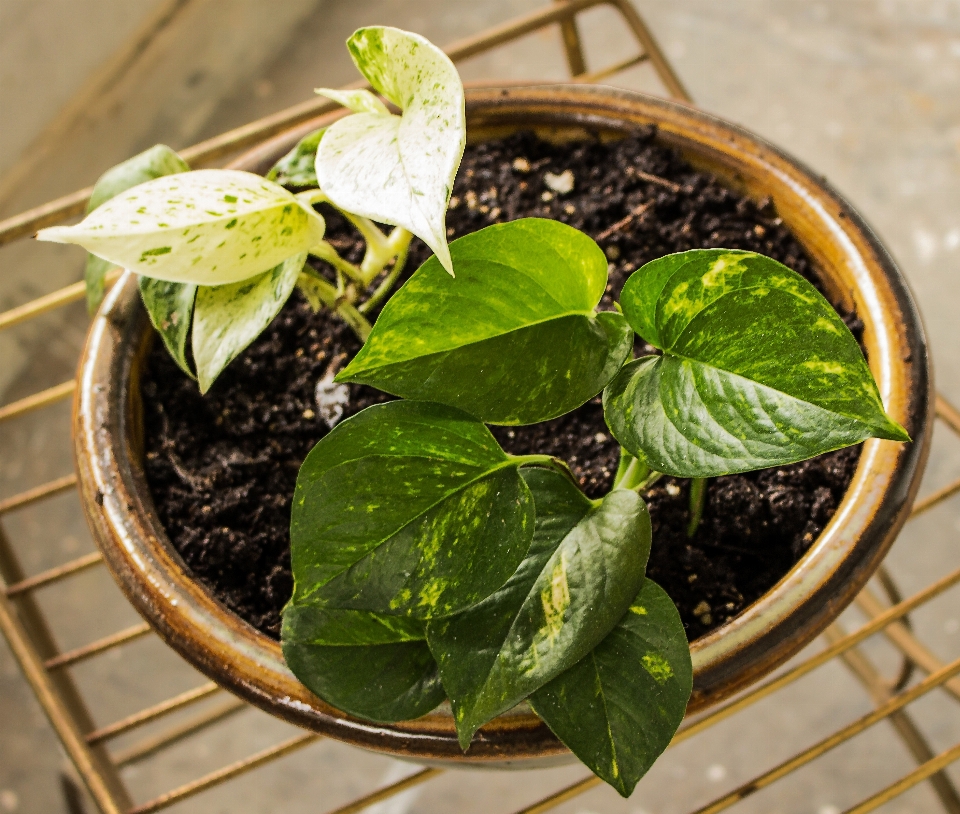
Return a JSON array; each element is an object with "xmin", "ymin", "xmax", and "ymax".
[{"xmin": 1, "ymin": 2, "xmax": 959, "ymax": 812}]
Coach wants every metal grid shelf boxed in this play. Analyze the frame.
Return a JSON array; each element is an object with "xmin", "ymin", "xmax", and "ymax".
[{"xmin": 1, "ymin": 2, "xmax": 958, "ymax": 812}]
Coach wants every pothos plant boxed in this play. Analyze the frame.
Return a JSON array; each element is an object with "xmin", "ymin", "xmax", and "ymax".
[{"xmin": 39, "ymin": 27, "xmax": 909, "ymax": 797}]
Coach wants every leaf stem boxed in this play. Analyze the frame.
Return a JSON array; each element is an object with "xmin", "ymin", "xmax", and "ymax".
[
  {"xmin": 687, "ymin": 477, "xmax": 707, "ymax": 538},
  {"xmin": 359, "ymin": 231, "xmax": 411, "ymax": 314},
  {"xmin": 297, "ymin": 267, "xmax": 372, "ymax": 341},
  {"xmin": 309, "ymin": 241, "xmax": 366, "ymax": 286},
  {"xmin": 635, "ymin": 471, "xmax": 664, "ymax": 493},
  {"xmin": 613, "ymin": 449, "xmax": 650, "ymax": 491}
]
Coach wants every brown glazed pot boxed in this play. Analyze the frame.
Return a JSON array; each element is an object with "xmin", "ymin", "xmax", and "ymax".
[{"xmin": 74, "ymin": 85, "xmax": 933, "ymax": 767}]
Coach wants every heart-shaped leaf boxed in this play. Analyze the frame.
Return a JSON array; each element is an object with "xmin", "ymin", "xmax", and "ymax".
[
  {"xmin": 266, "ymin": 128, "xmax": 325, "ymax": 189},
  {"xmin": 83, "ymin": 144, "xmax": 190, "ymax": 312},
  {"xmin": 139, "ymin": 277, "xmax": 197, "ymax": 378},
  {"xmin": 37, "ymin": 169, "xmax": 325, "ymax": 286},
  {"xmin": 191, "ymin": 252, "xmax": 305, "ymax": 392},
  {"xmin": 290, "ymin": 400, "xmax": 534, "ymax": 619},
  {"xmin": 337, "ymin": 220, "xmax": 633, "ymax": 425},
  {"xmin": 530, "ymin": 578, "xmax": 692, "ymax": 797},
  {"xmin": 427, "ymin": 468, "xmax": 651, "ymax": 749},
  {"xmin": 282, "ymin": 600, "xmax": 443, "ymax": 722},
  {"xmin": 605, "ymin": 249, "xmax": 909, "ymax": 477},
  {"xmin": 315, "ymin": 26, "xmax": 465, "ymax": 274}
]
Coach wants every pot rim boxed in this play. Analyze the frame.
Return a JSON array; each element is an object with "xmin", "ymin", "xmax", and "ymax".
[{"xmin": 74, "ymin": 83, "xmax": 932, "ymax": 766}]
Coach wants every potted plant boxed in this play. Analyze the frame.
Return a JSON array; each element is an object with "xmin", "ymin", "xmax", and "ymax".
[{"xmin": 48, "ymin": 27, "xmax": 930, "ymax": 795}]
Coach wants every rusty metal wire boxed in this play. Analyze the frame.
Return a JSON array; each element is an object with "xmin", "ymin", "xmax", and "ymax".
[{"xmin": 1, "ymin": 2, "xmax": 958, "ymax": 813}]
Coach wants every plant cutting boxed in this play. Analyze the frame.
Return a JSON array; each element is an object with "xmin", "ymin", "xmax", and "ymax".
[{"xmin": 47, "ymin": 28, "xmax": 913, "ymax": 796}]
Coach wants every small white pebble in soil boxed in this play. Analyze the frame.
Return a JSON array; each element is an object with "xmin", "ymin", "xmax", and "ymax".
[
  {"xmin": 541, "ymin": 191, "xmax": 554, "ymax": 202},
  {"xmin": 544, "ymin": 169, "xmax": 575, "ymax": 194},
  {"xmin": 693, "ymin": 600, "xmax": 711, "ymax": 617},
  {"xmin": 605, "ymin": 245, "xmax": 620, "ymax": 261},
  {"xmin": 665, "ymin": 482, "xmax": 681, "ymax": 497},
  {"xmin": 594, "ymin": 432, "xmax": 608, "ymax": 444},
  {"xmin": 0, "ymin": 790, "xmax": 18, "ymax": 812},
  {"xmin": 507, "ymin": 430, "xmax": 516, "ymax": 439},
  {"xmin": 490, "ymin": 207, "xmax": 501, "ymax": 219},
  {"xmin": 315, "ymin": 379, "xmax": 350, "ymax": 429},
  {"xmin": 706, "ymin": 764, "xmax": 727, "ymax": 782},
  {"xmin": 449, "ymin": 195, "xmax": 460, "ymax": 209},
  {"xmin": 512, "ymin": 157, "xmax": 531, "ymax": 172},
  {"xmin": 465, "ymin": 190, "xmax": 478, "ymax": 209},
  {"xmin": 687, "ymin": 573, "xmax": 698, "ymax": 583},
  {"xmin": 564, "ymin": 203, "xmax": 576, "ymax": 215},
  {"xmin": 302, "ymin": 409, "xmax": 315, "ymax": 420}
]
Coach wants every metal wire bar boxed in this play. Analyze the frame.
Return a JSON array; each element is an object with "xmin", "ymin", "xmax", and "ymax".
[
  {"xmin": 85, "ymin": 682, "xmax": 220, "ymax": 746},
  {"xmin": 112, "ymin": 698, "xmax": 248, "ymax": 768},
  {"xmin": 5, "ymin": 552, "xmax": 103, "ymax": 597},
  {"xmin": 687, "ymin": 653, "xmax": 960, "ymax": 814},
  {"xmin": 844, "ymin": 741, "xmax": 960, "ymax": 814},
  {"xmin": 0, "ymin": 268, "xmax": 121, "ymax": 333},
  {"xmin": 325, "ymin": 768, "xmax": 443, "ymax": 814},
  {"xmin": 873, "ymin": 567, "xmax": 915, "ymax": 694},
  {"xmin": 44, "ymin": 623, "xmax": 153, "ymax": 671},
  {"xmin": 911, "ymin": 477, "xmax": 960, "ymax": 517},
  {"xmin": 827, "ymin": 625, "xmax": 960, "ymax": 813},
  {"xmin": 572, "ymin": 52, "xmax": 650, "ymax": 84},
  {"xmin": 856, "ymin": 585, "xmax": 960, "ymax": 703},
  {"xmin": 0, "ymin": 474, "xmax": 77, "ymax": 516},
  {"xmin": 126, "ymin": 732, "xmax": 321, "ymax": 814},
  {"xmin": 0, "ymin": 380, "xmax": 75, "ymax": 423}
]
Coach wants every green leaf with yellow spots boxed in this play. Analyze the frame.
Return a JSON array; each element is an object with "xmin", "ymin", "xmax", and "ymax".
[
  {"xmin": 36, "ymin": 169, "xmax": 325, "ymax": 286},
  {"xmin": 336, "ymin": 220, "xmax": 633, "ymax": 425},
  {"xmin": 315, "ymin": 26, "xmax": 464, "ymax": 275},
  {"xmin": 290, "ymin": 400, "xmax": 535, "ymax": 619},
  {"xmin": 138, "ymin": 277, "xmax": 197, "ymax": 379},
  {"xmin": 529, "ymin": 578, "xmax": 692, "ymax": 797},
  {"xmin": 605, "ymin": 249, "xmax": 909, "ymax": 477},
  {"xmin": 83, "ymin": 144, "xmax": 191, "ymax": 313},
  {"xmin": 266, "ymin": 127, "xmax": 325, "ymax": 189},
  {"xmin": 191, "ymin": 252, "xmax": 306, "ymax": 392},
  {"xmin": 282, "ymin": 601, "xmax": 443, "ymax": 722},
  {"xmin": 426, "ymin": 468, "xmax": 651, "ymax": 750}
]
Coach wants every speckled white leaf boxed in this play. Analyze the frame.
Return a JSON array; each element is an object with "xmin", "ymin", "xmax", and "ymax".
[
  {"xmin": 192, "ymin": 253, "xmax": 306, "ymax": 392},
  {"xmin": 315, "ymin": 88, "xmax": 390, "ymax": 116},
  {"xmin": 37, "ymin": 169, "xmax": 325, "ymax": 286},
  {"xmin": 315, "ymin": 27, "xmax": 465, "ymax": 275}
]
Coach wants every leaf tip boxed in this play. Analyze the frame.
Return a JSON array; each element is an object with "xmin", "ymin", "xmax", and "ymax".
[
  {"xmin": 35, "ymin": 225, "xmax": 75, "ymax": 245},
  {"xmin": 877, "ymin": 417, "xmax": 911, "ymax": 443}
]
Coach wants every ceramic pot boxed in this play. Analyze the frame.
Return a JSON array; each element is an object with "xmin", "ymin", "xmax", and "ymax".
[{"xmin": 74, "ymin": 84, "xmax": 933, "ymax": 767}]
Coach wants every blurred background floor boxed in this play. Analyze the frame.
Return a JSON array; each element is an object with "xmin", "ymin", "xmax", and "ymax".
[{"xmin": 2, "ymin": 1, "xmax": 960, "ymax": 812}]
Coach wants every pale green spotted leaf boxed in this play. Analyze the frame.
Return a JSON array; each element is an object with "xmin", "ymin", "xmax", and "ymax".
[
  {"xmin": 315, "ymin": 26, "xmax": 465, "ymax": 274},
  {"xmin": 192, "ymin": 252, "xmax": 305, "ymax": 392},
  {"xmin": 605, "ymin": 249, "xmax": 909, "ymax": 477},
  {"xmin": 83, "ymin": 144, "xmax": 190, "ymax": 312},
  {"xmin": 530, "ymin": 578, "xmax": 692, "ymax": 797},
  {"xmin": 337, "ymin": 220, "xmax": 633, "ymax": 425},
  {"xmin": 426, "ymin": 468, "xmax": 651, "ymax": 750},
  {"xmin": 138, "ymin": 277, "xmax": 197, "ymax": 378},
  {"xmin": 37, "ymin": 169, "xmax": 325, "ymax": 285},
  {"xmin": 266, "ymin": 128, "xmax": 325, "ymax": 188},
  {"xmin": 290, "ymin": 400, "xmax": 535, "ymax": 619},
  {"xmin": 283, "ymin": 601, "xmax": 425, "ymax": 647},
  {"xmin": 315, "ymin": 88, "xmax": 390, "ymax": 116},
  {"xmin": 282, "ymin": 635, "xmax": 444, "ymax": 723}
]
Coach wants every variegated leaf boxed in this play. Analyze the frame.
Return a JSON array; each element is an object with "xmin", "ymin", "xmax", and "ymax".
[{"xmin": 138, "ymin": 277, "xmax": 197, "ymax": 378}]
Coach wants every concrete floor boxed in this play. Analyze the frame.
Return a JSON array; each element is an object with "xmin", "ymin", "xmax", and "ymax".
[{"xmin": 2, "ymin": 1, "xmax": 960, "ymax": 812}]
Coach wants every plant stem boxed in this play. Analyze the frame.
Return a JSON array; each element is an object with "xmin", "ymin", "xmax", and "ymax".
[
  {"xmin": 613, "ymin": 449, "xmax": 650, "ymax": 491},
  {"xmin": 359, "ymin": 232, "xmax": 411, "ymax": 314},
  {"xmin": 309, "ymin": 241, "xmax": 366, "ymax": 286},
  {"xmin": 635, "ymin": 471, "xmax": 664, "ymax": 493},
  {"xmin": 297, "ymin": 268, "xmax": 372, "ymax": 341},
  {"xmin": 687, "ymin": 477, "xmax": 707, "ymax": 538}
]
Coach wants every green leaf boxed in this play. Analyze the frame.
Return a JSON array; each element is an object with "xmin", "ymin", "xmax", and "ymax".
[
  {"xmin": 315, "ymin": 89, "xmax": 390, "ymax": 116},
  {"xmin": 282, "ymin": 608, "xmax": 444, "ymax": 722},
  {"xmin": 427, "ymin": 468, "xmax": 651, "ymax": 749},
  {"xmin": 283, "ymin": 601, "xmax": 425, "ymax": 646},
  {"xmin": 191, "ymin": 252, "xmax": 305, "ymax": 392},
  {"xmin": 290, "ymin": 400, "xmax": 535, "ymax": 619},
  {"xmin": 315, "ymin": 26, "xmax": 465, "ymax": 274},
  {"xmin": 530, "ymin": 578, "xmax": 692, "ymax": 797},
  {"xmin": 337, "ymin": 220, "xmax": 633, "ymax": 425},
  {"xmin": 83, "ymin": 144, "xmax": 190, "ymax": 313},
  {"xmin": 138, "ymin": 277, "xmax": 197, "ymax": 378},
  {"xmin": 265, "ymin": 127, "xmax": 325, "ymax": 188},
  {"xmin": 37, "ymin": 169, "xmax": 325, "ymax": 286},
  {"xmin": 606, "ymin": 249, "xmax": 909, "ymax": 477}
]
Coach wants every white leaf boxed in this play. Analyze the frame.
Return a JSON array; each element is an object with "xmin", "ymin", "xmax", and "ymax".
[
  {"xmin": 37, "ymin": 170, "xmax": 325, "ymax": 286},
  {"xmin": 316, "ymin": 27, "xmax": 465, "ymax": 275},
  {"xmin": 315, "ymin": 88, "xmax": 390, "ymax": 116},
  {"xmin": 192, "ymin": 253, "xmax": 306, "ymax": 392}
]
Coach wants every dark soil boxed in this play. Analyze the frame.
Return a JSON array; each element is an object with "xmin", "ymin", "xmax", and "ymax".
[{"xmin": 142, "ymin": 127, "xmax": 861, "ymax": 641}]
